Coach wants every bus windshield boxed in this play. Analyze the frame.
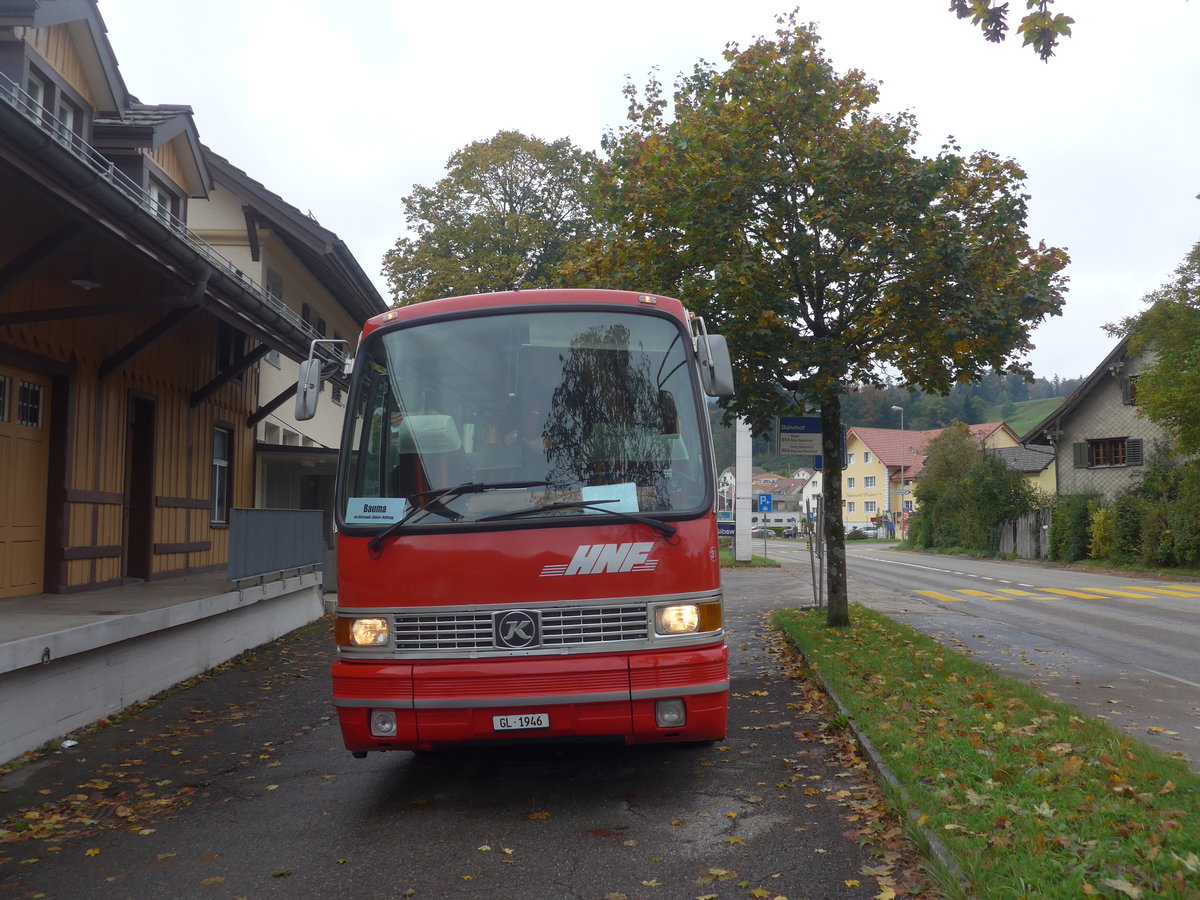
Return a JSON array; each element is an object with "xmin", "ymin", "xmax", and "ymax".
[{"xmin": 338, "ymin": 308, "xmax": 711, "ymax": 529}]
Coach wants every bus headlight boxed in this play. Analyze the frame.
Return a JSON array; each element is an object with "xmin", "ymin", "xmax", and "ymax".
[
  {"xmin": 654, "ymin": 601, "xmax": 721, "ymax": 635},
  {"xmin": 336, "ymin": 617, "xmax": 390, "ymax": 647}
]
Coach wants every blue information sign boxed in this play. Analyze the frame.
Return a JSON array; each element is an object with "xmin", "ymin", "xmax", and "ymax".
[
  {"xmin": 778, "ymin": 416, "xmax": 822, "ymax": 455},
  {"xmin": 758, "ymin": 493, "xmax": 773, "ymax": 512}
]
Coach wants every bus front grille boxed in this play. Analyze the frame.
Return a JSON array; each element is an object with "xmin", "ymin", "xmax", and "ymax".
[{"xmin": 393, "ymin": 604, "xmax": 648, "ymax": 651}]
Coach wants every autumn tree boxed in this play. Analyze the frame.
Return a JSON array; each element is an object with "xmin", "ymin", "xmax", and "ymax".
[
  {"xmin": 950, "ymin": 0, "xmax": 1075, "ymax": 60},
  {"xmin": 580, "ymin": 17, "xmax": 1068, "ymax": 626},
  {"xmin": 383, "ymin": 130, "xmax": 597, "ymax": 305},
  {"xmin": 1108, "ymin": 240, "xmax": 1200, "ymax": 453}
]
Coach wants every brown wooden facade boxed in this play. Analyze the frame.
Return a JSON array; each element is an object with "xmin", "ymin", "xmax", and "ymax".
[{"xmin": 0, "ymin": 0, "xmax": 365, "ymax": 597}]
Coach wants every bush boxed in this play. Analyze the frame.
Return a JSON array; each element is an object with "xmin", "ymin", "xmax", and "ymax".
[
  {"xmin": 1112, "ymin": 491, "xmax": 1146, "ymax": 564},
  {"xmin": 1088, "ymin": 504, "xmax": 1116, "ymax": 560},
  {"xmin": 1049, "ymin": 492, "xmax": 1099, "ymax": 563}
]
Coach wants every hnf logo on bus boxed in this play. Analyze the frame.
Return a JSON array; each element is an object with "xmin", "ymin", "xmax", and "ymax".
[{"xmin": 540, "ymin": 543, "xmax": 659, "ymax": 577}]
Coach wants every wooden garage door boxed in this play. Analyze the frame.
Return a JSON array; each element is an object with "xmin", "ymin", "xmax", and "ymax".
[{"xmin": 0, "ymin": 365, "xmax": 51, "ymax": 598}]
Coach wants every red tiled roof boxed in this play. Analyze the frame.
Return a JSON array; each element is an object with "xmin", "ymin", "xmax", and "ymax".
[{"xmin": 849, "ymin": 422, "xmax": 1015, "ymax": 480}]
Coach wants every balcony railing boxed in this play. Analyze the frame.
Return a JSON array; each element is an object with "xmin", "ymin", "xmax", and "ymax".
[{"xmin": 0, "ymin": 69, "xmax": 338, "ymax": 360}]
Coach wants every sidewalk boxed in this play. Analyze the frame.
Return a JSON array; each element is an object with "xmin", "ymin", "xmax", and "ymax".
[{"xmin": 0, "ymin": 571, "xmax": 325, "ymax": 765}]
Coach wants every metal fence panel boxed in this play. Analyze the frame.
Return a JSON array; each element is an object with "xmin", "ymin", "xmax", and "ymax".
[{"xmin": 228, "ymin": 508, "xmax": 325, "ymax": 581}]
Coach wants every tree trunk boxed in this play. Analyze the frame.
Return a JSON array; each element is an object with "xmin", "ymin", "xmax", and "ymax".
[{"xmin": 821, "ymin": 398, "xmax": 849, "ymax": 627}]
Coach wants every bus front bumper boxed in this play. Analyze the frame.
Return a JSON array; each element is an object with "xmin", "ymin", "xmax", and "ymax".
[{"xmin": 331, "ymin": 645, "xmax": 728, "ymax": 753}]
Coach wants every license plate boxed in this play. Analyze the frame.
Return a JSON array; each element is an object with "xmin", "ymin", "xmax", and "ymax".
[{"xmin": 493, "ymin": 713, "xmax": 549, "ymax": 731}]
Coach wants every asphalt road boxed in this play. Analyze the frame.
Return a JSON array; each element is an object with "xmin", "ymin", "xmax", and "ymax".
[
  {"xmin": 0, "ymin": 570, "xmax": 933, "ymax": 900},
  {"xmin": 766, "ymin": 538, "xmax": 1200, "ymax": 771}
]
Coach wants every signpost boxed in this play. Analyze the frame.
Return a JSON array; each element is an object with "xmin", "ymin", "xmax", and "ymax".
[{"xmin": 778, "ymin": 416, "xmax": 822, "ymax": 455}]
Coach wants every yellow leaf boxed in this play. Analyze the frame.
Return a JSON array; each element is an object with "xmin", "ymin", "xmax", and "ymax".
[
  {"xmin": 641, "ymin": 878, "xmax": 662, "ymax": 887},
  {"xmin": 85, "ymin": 848, "xmax": 100, "ymax": 857},
  {"xmin": 845, "ymin": 880, "xmax": 860, "ymax": 887},
  {"xmin": 750, "ymin": 889, "xmax": 771, "ymax": 899},
  {"xmin": 265, "ymin": 784, "xmax": 279, "ymax": 791},
  {"xmin": 529, "ymin": 811, "xmax": 551, "ymax": 820},
  {"xmin": 875, "ymin": 887, "xmax": 896, "ymax": 900},
  {"xmin": 726, "ymin": 836, "xmax": 743, "ymax": 844}
]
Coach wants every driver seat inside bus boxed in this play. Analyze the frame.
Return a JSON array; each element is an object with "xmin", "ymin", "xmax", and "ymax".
[{"xmin": 391, "ymin": 414, "xmax": 465, "ymax": 498}]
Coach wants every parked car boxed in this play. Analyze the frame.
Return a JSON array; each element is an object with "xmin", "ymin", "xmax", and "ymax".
[
  {"xmin": 782, "ymin": 524, "xmax": 799, "ymax": 539},
  {"xmin": 750, "ymin": 527, "xmax": 773, "ymax": 539}
]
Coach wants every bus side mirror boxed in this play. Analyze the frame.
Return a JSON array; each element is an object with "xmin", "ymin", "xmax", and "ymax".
[
  {"xmin": 296, "ymin": 358, "xmax": 321, "ymax": 420},
  {"xmin": 698, "ymin": 334, "xmax": 734, "ymax": 398}
]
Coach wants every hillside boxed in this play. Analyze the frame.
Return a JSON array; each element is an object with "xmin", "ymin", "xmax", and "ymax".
[{"xmin": 985, "ymin": 396, "xmax": 1066, "ymax": 439}]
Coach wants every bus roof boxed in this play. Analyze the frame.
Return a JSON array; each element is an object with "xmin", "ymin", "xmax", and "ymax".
[{"xmin": 365, "ymin": 289, "xmax": 689, "ymax": 336}]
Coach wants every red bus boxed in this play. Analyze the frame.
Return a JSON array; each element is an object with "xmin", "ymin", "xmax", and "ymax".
[{"xmin": 297, "ymin": 289, "xmax": 734, "ymax": 756}]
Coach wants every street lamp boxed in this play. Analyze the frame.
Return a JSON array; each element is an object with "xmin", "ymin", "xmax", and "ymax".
[{"xmin": 890, "ymin": 405, "xmax": 905, "ymax": 536}]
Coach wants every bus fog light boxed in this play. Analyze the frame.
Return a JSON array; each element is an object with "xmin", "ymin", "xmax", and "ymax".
[
  {"xmin": 655, "ymin": 604, "xmax": 699, "ymax": 634},
  {"xmin": 370, "ymin": 709, "xmax": 397, "ymax": 737},
  {"xmin": 655, "ymin": 699, "xmax": 686, "ymax": 728}
]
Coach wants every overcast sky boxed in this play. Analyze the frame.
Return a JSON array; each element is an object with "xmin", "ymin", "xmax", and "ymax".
[{"xmin": 99, "ymin": 0, "xmax": 1198, "ymax": 381}]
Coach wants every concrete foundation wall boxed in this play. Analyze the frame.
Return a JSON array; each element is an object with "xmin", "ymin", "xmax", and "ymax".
[{"xmin": 0, "ymin": 575, "xmax": 324, "ymax": 765}]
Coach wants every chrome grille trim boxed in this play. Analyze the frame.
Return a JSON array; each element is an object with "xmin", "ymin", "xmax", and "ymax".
[
  {"xmin": 393, "ymin": 604, "xmax": 649, "ymax": 651},
  {"xmin": 395, "ymin": 612, "xmax": 494, "ymax": 650}
]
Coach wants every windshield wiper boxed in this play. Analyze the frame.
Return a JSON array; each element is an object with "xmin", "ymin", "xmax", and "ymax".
[
  {"xmin": 477, "ymin": 499, "xmax": 677, "ymax": 538},
  {"xmin": 367, "ymin": 480, "xmax": 549, "ymax": 553}
]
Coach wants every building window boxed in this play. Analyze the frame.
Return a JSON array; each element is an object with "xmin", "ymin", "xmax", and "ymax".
[
  {"xmin": 264, "ymin": 268, "xmax": 284, "ymax": 304},
  {"xmin": 847, "ymin": 501, "xmax": 856, "ymax": 513},
  {"xmin": 331, "ymin": 331, "xmax": 344, "ymax": 404},
  {"xmin": 54, "ymin": 97, "xmax": 78, "ymax": 143},
  {"xmin": 847, "ymin": 452, "xmax": 855, "ymax": 466},
  {"xmin": 17, "ymin": 381, "xmax": 42, "ymax": 428},
  {"xmin": 1073, "ymin": 438, "xmax": 1143, "ymax": 468},
  {"xmin": 148, "ymin": 179, "xmax": 174, "ymax": 220},
  {"xmin": 903, "ymin": 499, "xmax": 913, "ymax": 511},
  {"xmin": 865, "ymin": 501, "xmax": 877, "ymax": 513},
  {"xmin": 863, "ymin": 451, "xmax": 871, "ymax": 464},
  {"xmin": 211, "ymin": 426, "xmax": 232, "ymax": 525},
  {"xmin": 1123, "ymin": 375, "xmax": 1139, "ymax": 406},
  {"xmin": 864, "ymin": 475, "xmax": 876, "ymax": 488},
  {"xmin": 217, "ymin": 321, "xmax": 245, "ymax": 376},
  {"xmin": 847, "ymin": 477, "xmax": 855, "ymax": 489},
  {"xmin": 25, "ymin": 71, "xmax": 46, "ymax": 119}
]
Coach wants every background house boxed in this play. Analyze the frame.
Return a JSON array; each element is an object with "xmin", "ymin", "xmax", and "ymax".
[
  {"xmin": 1024, "ymin": 336, "xmax": 1163, "ymax": 501},
  {"xmin": 846, "ymin": 423, "xmax": 1021, "ymax": 535}
]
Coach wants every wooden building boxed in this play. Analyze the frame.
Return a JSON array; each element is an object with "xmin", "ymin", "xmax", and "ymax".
[{"xmin": 0, "ymin": 0, "xmax": 381, "ymax": 598}]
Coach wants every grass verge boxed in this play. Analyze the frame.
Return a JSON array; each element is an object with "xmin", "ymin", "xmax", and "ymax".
[{"xmin": 774, "ymin": 604, "xmax": 1200, "ymax": 900}]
